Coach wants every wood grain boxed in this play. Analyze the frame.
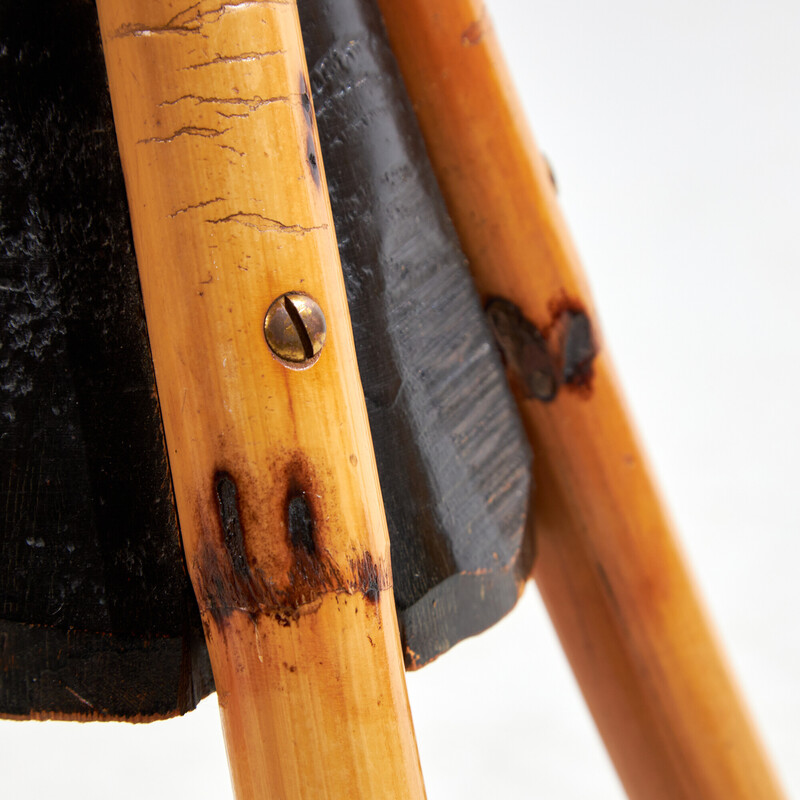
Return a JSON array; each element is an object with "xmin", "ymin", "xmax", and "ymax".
[
  {"xmin": 374, "ymin": 0, "xmax": 787, "ymax": 798},
  {"xmin": 96, "ymin": 1, "xmax": 425, "ymax": 797}
]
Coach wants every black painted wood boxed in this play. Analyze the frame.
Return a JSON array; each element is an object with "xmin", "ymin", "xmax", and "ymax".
[
  {"xmin": 298, "ymin": 0, "xmax": 534, "ymax": 667},
  {"xmin": 0, "ymin": 0, "xmax": 213, "ymax": 720}
]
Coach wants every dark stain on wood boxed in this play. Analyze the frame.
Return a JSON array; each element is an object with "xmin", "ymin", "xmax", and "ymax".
[
  {"xmin": 351, "ymin": 551, "xmax": 382, "ymax": 605},
  {"xmin": 300, "ymin": 72, "xmax": 314, "ymax": 126},
  {"xmin": 286, "ymin": 487, "xmax": 316, "ymax": 556},
  {"xmin": 299, "ymin": 72, "xmax": 321, "ymax": 187},
  {"xmin": 460, "ymin": 8, "xmax": 487, "ymax": 47},
  {"xmin": 306, "ymin": 132, "xmax": 321, "ymax": 187},
  {"xmin": 545, "ymin": 294, "xmax": 597, "ymax": 393},
  {"xmin": 486, "ymin": 295, "xmax": 597, "ymax": 401},
  {"xmin": 195, "ymin": 460, "xmax": 390, "ymax": 630},
  {"xmin": 486, "ymin": 298, "xmax": 558, "ymax": 401},
  {"xmin": 560, "ymin": 310, "xmax": 595, "ymax": 388},
  {"xmin": 214, "ymin": 471, "xmax": 250, "ymax": 577}
]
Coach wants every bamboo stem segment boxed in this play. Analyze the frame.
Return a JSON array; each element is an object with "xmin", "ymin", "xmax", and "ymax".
[
  {"xmin": 374, "ymin": 1, "xmax": 786, "ymax": 798},
  {"xmin": 96, "ymin": 1, "xmax": 425, "ymax": 797}
]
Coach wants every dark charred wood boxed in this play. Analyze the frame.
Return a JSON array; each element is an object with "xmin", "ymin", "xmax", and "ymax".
[
  {"xmin": 486, "ymin": 296, "xmax": 598, "ymax": 402},
  {"xmin": 486, "ymin": 299, "xmax": 559, "ymax": 402},
  {"xmin": 298, "ymin": 0, "xmax": 534, "ymax": 667},
  {"xmin": 557, "ymin": 310, "xmax": 596, "ymax": 389},
  {"xmin": 0, "ymin": 0, "xmax": 213, "ymax": 720},
  {"xmin": 214, "ymin": 472, "xmax": 250, "ymax": 578},
  {"xmin": 194, "ymin": 463, "xmax": 391, "ymax": 631}
]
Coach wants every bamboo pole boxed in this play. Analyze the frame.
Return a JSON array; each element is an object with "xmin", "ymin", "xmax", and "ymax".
[
  {"xmin": 95, "ymin": 1, "xmax": 425, "ymax": 797},
  {"xmin": 373, "ymin": 1, "xmax": 786, "ymax": 798}
]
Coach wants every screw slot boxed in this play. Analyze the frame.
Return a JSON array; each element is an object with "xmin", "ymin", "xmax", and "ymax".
[{"xmin": 264, "ymin": 292, "xmax": 326, "ymax": 368}]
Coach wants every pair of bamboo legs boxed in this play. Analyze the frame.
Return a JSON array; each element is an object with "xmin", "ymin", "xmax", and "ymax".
[{"xmin": 96, "ymin": 0, "xmax": 785, "ymax": 798}]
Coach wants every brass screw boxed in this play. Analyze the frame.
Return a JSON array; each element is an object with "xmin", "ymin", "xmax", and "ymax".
[{"xmin": 264, "ymin": 292, "xmax": 326, "ymax": 368}]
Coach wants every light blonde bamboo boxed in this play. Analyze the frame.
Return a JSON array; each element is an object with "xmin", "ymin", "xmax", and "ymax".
[
  {"xmin": 96, "ymin": 2, "xmax": 425, "ymax": 798},
  {"xmin": 374, "ymin": 1, "xmax": 786, "ymax": 798}
]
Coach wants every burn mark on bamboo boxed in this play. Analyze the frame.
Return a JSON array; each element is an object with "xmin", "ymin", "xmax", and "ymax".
[
  {"xmin": 300, "ymin": 73, "xmax": 313, "ymax": 126},
  {"xmin": 352, "ymin": 551, "xmax": 382, "ymax": 605},
  {"xmin": 545, "ymin": 295, "xmax": 597, "ymax": 394},
  {"xmin": 486, "ymin": 296, "xmax": 597, "ymax": 400},
  {"xmin": 214, "ymin": 471, "xmax": 249, "ymax": 577},
  {"xmin": 560, "ymin": 310, "xmax": 595, "ymax": 387},
  {"xmin": 307, "ymin": 133, "xmax": 321, "ymax": 186},
  {"xmin": 300, "ymin": 73, "xmax": 322, "ymax": 187},
  {"xmin": 486, "ymin": 298, "xmax": 557, "ymax": 401},
  {"xmin": 194, "ymin": 460, "xmax": 391, "ymax": 630},
  {"xmin": 286, "ymin": 484, "xmax": 316, "ymax": 556},
  {"xmin": 460, "ymin": 7, "xmax": 487, "ymax": 46}
]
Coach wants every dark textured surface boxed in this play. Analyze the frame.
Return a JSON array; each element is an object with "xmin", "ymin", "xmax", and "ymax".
[
  {"xmin": 0, "ymin": 0, "xmax": 213, "ymax": 719},
  {"xmin": 559, "ymin": 310, "xmax": 596, "ymax": 388},
  {"xmin": 298, "ymin": 0, "xmax": 534, "ymax": 666},
  {"xmin": 486, "ymin": 298, "xmax": 558, "ymax": 402},
  {"xmin": 486, "ymin": 297, "xmax": 597, "ymax": 402},
  {"xmin": 193, "ymin": 458, "xmax": 391, "ymax": 630}
]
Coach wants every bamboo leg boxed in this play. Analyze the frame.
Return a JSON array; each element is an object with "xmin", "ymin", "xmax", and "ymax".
[
  {"xmin": 374, "ymin": 1, "xmax": 786, "ymax": 798},
  {"xmin": 95, "ymin": 1, "xmax": 425, "ymax": 797}
]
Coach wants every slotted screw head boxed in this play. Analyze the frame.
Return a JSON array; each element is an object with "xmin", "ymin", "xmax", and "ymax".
[{"xmin": 264, "ymin": 292, "xmax": 326, "ymax": 368}]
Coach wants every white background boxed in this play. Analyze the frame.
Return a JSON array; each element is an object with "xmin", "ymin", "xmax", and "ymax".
[{"xmin": 2, "ymin": 2, "xmax": 798, "ymax": 797}]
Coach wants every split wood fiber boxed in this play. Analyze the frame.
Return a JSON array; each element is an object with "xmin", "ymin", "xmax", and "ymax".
[
  {"xmin": 374, "ymin": 0, "xmax": 787, "ymax": 798},
  {"xmin": 96, "ymin": 1, "xmax": 425, "ymax": 798}
]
